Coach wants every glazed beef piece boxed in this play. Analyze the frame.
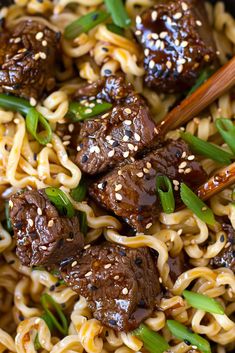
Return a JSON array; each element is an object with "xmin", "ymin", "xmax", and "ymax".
[
  {"xmin": 135, "ymin": 0, "xmax": 217, "ymax": 93},
  {"xmin": 168, "ymin": 252, "xmax": 189, "ymax": 282},
  {"xmin": 0, "ymin": 0, "xmax": 14, "ymax": 7},
  {"xmin": 9, "ymin": 189, "xmax": 84, "ymax": 267},
  {"xmin": 73, "ymin": 75, "xmax": 158, "ymax": 175},
  {"xmin": 61, "ymin": 242, "xmax": 160, "ymax": 332},
  {"xmin": 0, "ymin": 20, "xmax": 60, "ymax": 100},
  {"xmin": 89, "ymin": 139, "xmax": 207, "ymax": 232},
  {"xmin": 211, "ymin": 223, "xmax": 235, "ymax": 271}
]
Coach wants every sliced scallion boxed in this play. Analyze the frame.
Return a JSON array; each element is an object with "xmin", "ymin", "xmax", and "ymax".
[
  {"xmin": 106, "ymin": 23, "xmax": 124, "ymax": 36},
  {"xmin": 187, "ymin": 69, "xmax": 213, "ymax": 96},
  {"xmin": 5, "ymin": 201, "xmax": 13, "ymax": 233},
  {"xmin": 180, "ymin": 183, "xmax": 215, "ymax": 225},
  {"xmin": 41, "ymin": 293, "xmax": 68, "ymax": 335},
  {"xmin": 183, "ymin": 290, "xmax": 224, "ymax": 315},
  {"xmin": 167, "ymin": 320, "xmax": 211, "ymax": 353},
  {"xmin": 0, "ymin": 93, "xmax": 31, "ymax": 115},
  {"xmin": 181, "ymin": 132, "xmax": 232, "ymax": 165},
  {"xmin": 26, "ymin": 108, "xmax": 52, "ymax": 146},
  {"xmin": 67, "ymin": 100, "xmax": 112, "ymax": 122},
  {"xmin": 45, "ymin": 188, "xmax": 75, "ymax": 218},
  {"xmin": 64, "ymin": 10, "xmax": 109, "ymax": 40},
  {"xmin": 104, "ymin": 0, "xmax": 131, "ymax": 28},
  {"xmin": 70, "ymin": 179, "xmax": 87, "ymax": 202},
  {"xmin": 79, "ymin": 211, "xmax": 88, "ymax": 236},
  {"xmin": 133, "ymin": 324, "xmax": 169, "ymax": 353},
  {"xmin": 215, "ymin": 118, "xmax": 235, "ymax": 155},
  {"xmin": 156, "ymin": 175, "xmax": 175, "ymax": 214}
]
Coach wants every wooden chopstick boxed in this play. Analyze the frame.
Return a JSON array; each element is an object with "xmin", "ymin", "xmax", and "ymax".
[{"xmin": 155, "ymin": 56, "xmax": 235, "ymax": 136}]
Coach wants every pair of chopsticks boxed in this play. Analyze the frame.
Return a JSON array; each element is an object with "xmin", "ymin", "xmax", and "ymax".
[{"xmin": 155, "ymin": 56, "xmax": 235, "ymax": 201}]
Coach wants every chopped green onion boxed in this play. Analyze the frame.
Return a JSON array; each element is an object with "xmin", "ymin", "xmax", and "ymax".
[
  {"xmin": 104, "ymin": 0, "xmax": 131, "ymax": 28},
  {"xmin": 79, "ymin": 211, "xmax": 88, "ymax": 236},
  {"xmin": 32, "ymin": 266, "xmax": 46, "ymax": 271},
  {"xmin": 34, "ymin": 334, "xmax": 41, "ymax": 351},
  {"xmin": 215, "ymin": 118, "xmax": 235, "ymax": 155},
  {"xmin": 106, "ymin": 23, "xmax": 124, "ymax": 36},
  {"xmin": 183, "ymin": 290, "xmax": 224, "ymax": 315},
  {"xmin": 181, "ymin": 132, "xmax": 232, "ymax": 165},
  {"xmin": 70, "ymin": 179, "xmax": 87, "ymax": 202},
  {"xmin": 45, "ymin": 188, "xmax": 75, "ymax": 218},
  {"xmin": 187, "ymin": 69, "xmax": 213, "ymax": 96},
  {"xmin": 0, "ymin": 93, "xmax": 52, "ymax": 146},
  {"xmin": 133, "ymin": 324, "xmax": 169, "ymax": 353},
  {"xmin": 67, "ymin": 100, "xmax": 112, "ymax": 122},
  {"xmin": 0, "ymin": 93, "xmax": 31, "ymax": 115},
  {"xmin": 64, "ymin": 10, "xmax": 109, "ymax": 39},
  {"xmin": 41, "ymin": 293, "xmax": 68, "ymax": 336},
  {"xmin": 156, "ymin": 176, "xmax": 175, "ymax": 214},
  {"xmin": 26, "ymin": 108, "xmax": 52, "ymax": 146},
  {"xmin": 5, "ymin": 201, "xmax": 13, "ymax": 233},
  {"xmin": 180, "ymin": 183, "xmax": 215, "ymax": 225},
  {"xmin": 167, "ymin": 320, "xmax": 211, "ymax": 353}
]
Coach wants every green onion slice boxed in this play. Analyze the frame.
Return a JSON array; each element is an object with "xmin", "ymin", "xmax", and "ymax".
[
  {"xmin": 104, "ymin": 0, "xmax": 131, "ymax": 28},
  {"xmin": 180, "ymin": 183, "xmax": 215, "ymax": 225},
  {"xmin": 0, "ymin": 93, "xmax": 31, "ymax": 115},
  {"xmin": 64, "ymin": 10, "xmax": 109, "ymax": 39},
  {"xmin": 45, "ymin": 187, "xmax": 75, "ymax": 218},
  {"xmin": 133, "ymin": 324, "xmax": 169, "ymax": 353},
  {"xmin": 67, "ymin": 100, "xmax": 112, "ymax": 122},
  {"xmin": 181, "ymin": 132, "xmax": 232, "ymax": 165},
  {"xmin": 79, "ymin": 211, "xmax": 88, "ymax": 236},
  {"xmin": 156, "ymin": 175, "xmax": 175, "ymax": 214},
  {"xmin": 34, "ymin": 334, "xmax": 41, "ymax": 351},
  {"xmin": 167, "ymin": 320, "xmax": 211, "ymax": 353},
  {"xmin": 41, "ymin": 293, "xmax": 68, "ymax": 336},
  {"xmin": 70, "ymin": 179, "xmax": 87, "ymax": 202},
  {"xmin": 215, "ymin": 118, "xmax": 235, "ymax": 155},
  {"xmin": 106, "ymin": 23, "xmax": 124, "ymax": 36},
  {"xmin": 183, "ymin": 290, "xmax": 224, "ymax": 315},
  {"xmin": 26, "ymin": 108, "xmax": 52, "ymax": 146},
  {"xmin": 187, "ymin": 69, "xmax": 213, "ymax": 96},
  {"xmin": 5, "ymin": 201, "xmax": 13, "ymax": 233}
]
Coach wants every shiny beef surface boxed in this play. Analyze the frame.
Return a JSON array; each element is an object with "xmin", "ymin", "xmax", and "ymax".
[
  {"xmin": 89, "ymin": 139, "xmax": 207, "ymax": 232},
  {"xmin": 9, "ymin": 190, "xmax": 84, "ymax": 266},
  {"xmin": 61, "ymin": 242, "xmax": 160, "ymax": 332},
  {"xmin": 73, "ymin": 75, "xmax": 158, "ymax": 175},
  {"xmin": 135, "ymin": 0, "xmax": 217, "ymax": 93},
  {"xmin": 0, "ymin": 20, "xmax": 60, "ymax": 100}
]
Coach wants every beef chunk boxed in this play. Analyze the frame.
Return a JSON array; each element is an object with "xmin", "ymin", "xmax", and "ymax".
[
  {"xmin": 0, "ymin": 21, "xmax": 60, "ymax": 100},
  {"xmin": 89, "ymin": 139, "xmax": 207, "ymax": 232},
  {"xmin": 168, "ymin": 252, "xmax": 189, "ymax": 282},
  {"xmin": 61, "ymin": 242, "xmax": 160, "ymax": 332},
  {"xmin": 73, "ymin": 75, "xmax": 157, "ymax": 175},
  {"xmin": 211, "ymin": 223, "xmax": 235, "ymax": 271},
  {"xmin": 9, "ymin": 189, "xmax": 84, "ymax": 267},
  {"xmin": 0, "ymin": 0, "xmax": 14, "ymax": 7},
  {"xmin": 135, "ymin": 0, "xmax": 217, "ymax": 93}
]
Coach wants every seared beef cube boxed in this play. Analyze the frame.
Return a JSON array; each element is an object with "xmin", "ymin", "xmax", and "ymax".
[
  {"xmin": 61, "ymin": 242, "xmax": 160, "ymax": 332},
  {"xmin": 9, "ymin": 189, "xmax": 84, "ymax": 267},
  {"xmin": 211, "ymin": 223, "xmax": 235, "ymax": 271},
  {"xmin": 89, "ymin": 139, "xmax": 207, "ymax": 232},
  {"xmin": 135, "ymin": 0, "xmax": 217, "ymax": 93},
  {"xmin": 73, "ymin": 75, "xmax": 157, "ymax": 175},
  {"xmin": 0, "ymin": 21, "xmax": 60, "ymax": 100}
]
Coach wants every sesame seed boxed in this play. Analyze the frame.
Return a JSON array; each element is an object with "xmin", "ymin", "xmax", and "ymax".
[
  {"xmin": 185, "ymin": 168, "xmax": 192, "ymax": 174},
  {"xmin": 134, "ymin": 133, "xmax": 141, "ymax": 141},
  {"xmin": 98, "ymin": 183, "xmax": 105, "ymax": 190},
  {"xmin": 146, "ymin": 162, "xmax": 152, "ymax": 169},
  {"xmin": 115, "ymin": 184, "xmax": 122, "ymax": 192},
  {"xmin": 192, "ymin": 346, "xmax": 198, "ymax": 350},
  {"xmin": 143, "ymin": 168, "xmax": 149, "ymax": 174},
  {"xmin": 42, "ymin": 40, "xmax": 47, "ymax": 46},
  {"xmin": 159, "ymin": 277, "xmax": 162, "ymax": 283},
  {"xmin": 137, "ymin": 172, "xmax": 144, "ymax": 178},
  {"xmin": 134, "ymin": 146, "xmax": 138, "ymax": 151},
  {"xmin": 123, "ymin": 151, "xmax": 129, "ymax": 158},
  {"xmin": 122, "ymin": 288, "xmax": 129, "ymax": 295},
  {"xmin": 14, "ymin": 118, "xmax": 20, "ymax": 124},
  {"xmin": 85, "ymin": 108, "xmax": 92, "ymax": 114},
  {"xmin": 202, "ymin": 207, "xmax": 207, "ymax": 211},
  {"xmin": 152, "ymin": 33, "xmax": 158, "ymax": 40},
  {"xmin": 149, "ymin": 60, "xmax": 155, "ymax": 69},
  {"xmin": 63, "ymin": 141, "xmax": 70, "ymax": 146},
  {"xmin": 118, "ymin": 170, "xmax": 122, "ymax": 176},
  {"xmin": 188, "ymin": 155, "xmax": 195, "ymax": 160},
  {"xmin": 124, "ymin": 108, "xmax": 132, "ymax": 114},
  {"xmin": 28, "ymin": 219, "xmax": 34, "ymax": 227},
  {"xmin": 173, "ymin": 180, "xmax": 179, "ymax": 185},
  {"xmin": 72, "ymin": 261, "xmax": 77, "ymax": 267},
  {"xmin": 177, "ymin": 64, "xmax": 184, "ymax": 73},
  {"xmin": 179, "ymin": 161, "xmax": 187, "ymax": 169},
  {"xmin": 181, "ymin": 41, "xmax": 188, "ymax": 48},
  {"xmin": 114, "ymin": 275, "xmax": 120, "ymax": 280},
  {"xmin": 106, "ymin": 135, "xmax": 112, "ymax": 141},
  {"xmin": 128, "ymin": 143, "xmax": 135, "ymax": 151},
  {"xmin": 177, "ymin": 229, "xmax": 183, "ymax": 236},
  {"xmin": 85, "ymin": 271, "xmax": 92, "ymax": 277},
  {"xmin": 84, "ymin": 244, "xmax": 91, "ymax": 249},
  {"xmin": 108, "ymin": 150, "xmax": 115, "ymax": 157},
  {"xmin": 166, "ymin": 61, "xmax": 172, "ymax": 69},
  {"xmin": 135, "ymin": 30, "xmax": 141, "ymax": 36},
  {"xmin": 178, "ymin": 169, "xmax": 184, "ymax": 174},
  {"xmin": 177, "ymin": 58, "xmax": 186, "ymax": 65},
  {"xmin": 173, "ymin": 12, "xmax": 182, "ymax": 20},
  {"xmin": 46, "ymin": 143, "xmax": 53, "ymax": 148},
  {"xmin": 14, "ymin": 37, "xmax": 21, "ymax": 43},
  {"xmin": 37, "ymin": 208, "xmax": 42, "ymax": 215},
  {"xmin": 35, "ymin": 32, "xmax": 44, "ymax": 40},
  {"xmin": 151, "ymin": 11, "xmax": 158, "ymax": 21},
  {"xmin": 182, "ymin": 152, "xmax": 187, "ymax": 158},
  {"xmin": 30, "ymin": 97, "xmax": 37, "ymax": 106},
  {"xmin": 115, "ymin": 193, "xmax": 122, "ymax": 201},
  {"xmin": 48, "ymin": 220, "xmax": 54, "ymax": 227},
  {"xmin": 77, "ymin": 146, "xmax": 81, "ymax": 152},
  {"xmin": 9, "ymin": 200, "xmax": 13, "ymax": 208},
  {"xmin": 40, "ymin": 52, "xmax": 47, "ymax": 60},
  {"xmin": 155, "ymin": 39, "xmax": 161, "ymax": 49},
  {"xmin": 90, "ymin": 145, "xmax": 100, "ymax": 153},
  {"xmin": 196, "ymin": 20, "xmax": 202, "ymax": 26},
  {"xmin": 136, "ymin": 16, "xmax": 142, "ymax": 25},
  {"xmin": 146, "ymin": 222, "xmax": 152, "ymax": 229},
  {"xmin": 41, "ymin": 246, "xmax": 47, "ymax": 250},
  {"xmin": 123, "ymin": 135, "xmax": 129, "ymax": 142},
  {"xmin": 204, "ymin": 54, "xmax": 210, "ymax": 62},
  {"xmin": 144, "ymin": 49, "xmax": 150, "ymax": 56},
  {"xmin": 104, "ymin": 264, "xmax": 112, "ymax": 269},
  {"xmin": 160, "ymin": 31, "xmax": 168, "ymax": 39},
  {"xmin": 175, "ymin": 39, "xmax": 180, "ymax": 46}
]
